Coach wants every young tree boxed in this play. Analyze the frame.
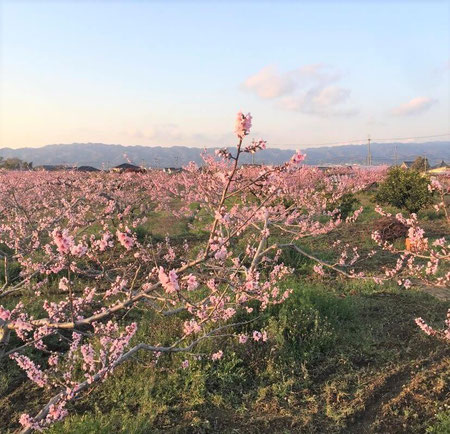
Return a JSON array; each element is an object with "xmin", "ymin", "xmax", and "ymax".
[
  {"xmin": 376, "ymin": 166, "xmax": 432, "ymax": 213},
  {"xmin": 0, "ymin": 157, "xmax": 32, "ymax": 170},
  {"xmin": 410, "ymin": 156, "xmax": 430, "ymax": 172}
]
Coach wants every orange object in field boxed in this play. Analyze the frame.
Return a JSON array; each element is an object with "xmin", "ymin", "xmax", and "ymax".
[{"xmin": 405, "ymin": 238, "xmax": 411, "ymax": 251}]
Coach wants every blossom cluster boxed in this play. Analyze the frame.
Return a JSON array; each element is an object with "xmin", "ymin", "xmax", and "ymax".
[{"xmin": 235, "ymin": 111, "xmax": 252, "ymax": 138}]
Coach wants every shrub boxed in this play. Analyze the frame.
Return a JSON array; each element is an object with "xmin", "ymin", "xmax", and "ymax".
[{"xmin": 376, "ymin": 167, "xmax": 432, "ymax": 213}]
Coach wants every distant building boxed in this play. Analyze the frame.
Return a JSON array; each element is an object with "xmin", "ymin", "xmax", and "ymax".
[
  {"xmin": 112, "ymin": 163, "xmax": 145, "ymax": 173},
  {"xmin": 241, "ymin": 164, "xmax": 263, "ymax": 169},
  {"xmin": 428, "ymin": 160, "xmax": 450, "ymax": 175},
  {"xmin": 400, "ymin": 161, "xmax": 414, "ymax": 169},
  {"xmin": 77, "ymin": 166, "xmax": 100, "ymax": 172},
  {"xmin": 162, "ymin": 167, "xmax": 183, "ymax": 173},
  {"xmin": 400, "ymin": 158, "xmax": 431, "ymax": 171},
  {"xmin": 315, "ymin": 165, "xmax": 353, "ymax": 172},
  {"xmin": 316, "ymin": 166, "xmax": 331, "ymax": 172}
]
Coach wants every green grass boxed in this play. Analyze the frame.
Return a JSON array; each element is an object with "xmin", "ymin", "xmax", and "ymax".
[
  {"xmin": 2, "ymin": 280, "xmax": 447, "ymax": 433},
  {"xmin": 427, "ymin": 411, "xmax": 450, "ymax": 434}
]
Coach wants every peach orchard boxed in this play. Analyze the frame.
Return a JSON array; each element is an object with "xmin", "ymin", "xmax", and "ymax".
[{"xmin": 0, "ymin": 113, "xmax": 448, "ymax": 432}]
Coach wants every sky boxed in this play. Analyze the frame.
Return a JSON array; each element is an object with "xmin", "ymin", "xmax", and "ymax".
[{"xmin": 0, "ymin": 0, "xmax": 449, "ymax": 149}]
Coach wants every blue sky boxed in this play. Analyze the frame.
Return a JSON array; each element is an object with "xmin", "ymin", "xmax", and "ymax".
[{"xmin": 0, "ymin": 0, "xmax": 448, "ymax": 149}]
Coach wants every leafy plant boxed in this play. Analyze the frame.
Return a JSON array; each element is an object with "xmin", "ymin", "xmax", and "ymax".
[
  {"xmin": 376, "ymin": 166, "xmax": 432, "ymax": 213},
  {"xmin": 411, "ymin": 156, "xmax": 430, "ymax": 172}
]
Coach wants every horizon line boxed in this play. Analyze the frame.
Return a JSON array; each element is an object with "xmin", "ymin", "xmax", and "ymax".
[{"xmin": 1, "ymin": 136, "xmax": 449, "ymax": 151}]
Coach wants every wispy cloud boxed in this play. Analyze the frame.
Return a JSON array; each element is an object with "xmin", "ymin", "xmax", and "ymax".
[
  {"xmin": 279, "ymin": 85, "xmax": 356, "ymax": 117},
  {"xmin": 242, "ymin": 65, "xmax": 296, "ymax": 99},
  {"xmin": 392, "ymin": 97, "xmax": 437, "ymax": 116},
  {"xmin": 242, "ymin": 64, "xmax": 358, "ymax": 117}
]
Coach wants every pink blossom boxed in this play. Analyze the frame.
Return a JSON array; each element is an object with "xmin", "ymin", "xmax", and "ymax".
[
  {"xmin": 313, "ymin": 264, "xmax": 325, "ymax": 276},
  {"xmin": 415, "ymin": 317, "xmax": 436, "ymax": 336},
  {"xmin": 290, "ymin": 150, "xmax": 306, "ymax": 165},
  {"xmin": 211, "ymin": 350, "xmax": 223, "ymax": 361},
  {"xmin": 261, "ymin": 227, "xmax": 270, "ymax": 238},
  {"xmin": 158, "ymin": 267, "xmax": 179, "ymax": 293},
  {"xmin": 116, "ymin": 229, "xmax": 134, "ymax": 250},
  {"xmin": 59, "ymin": 277, "xmax": 69, "ymax": 291},
  {"xmin": 0, "ymin": 306, "xmax": 11, "ymax": 321},
  {"xmin": 186, "ymin": 274, "xmax": 199, "ymax": 291},
  {"xmin": 214, "ymin": 245, "xmax": 228, "ymax": 260},
  {"xmin": 19, "ymin": 414, "xmax": 37, "ymax": 430},
  {"xmin": 244, "ymin": 139, "xmax": 266, "ymax": 154},
  {"xmin": 80, "ymin": 344, "xmax": 96, "ymax": 373},
  {"xmin": 235, "ymin": 112, "xmax": 252, "ymax": 138},
  {"xmin": 215, "ymin": 148, "xmax": 232, "ymax": 159},
  {"xmin": 252, "ymin": 330, "xmax": 262, "ymax": 341},
  {"xmin": 48, "ymin": 354, "xmax": 59, "ymax": 366},
  {"xmin": 238, "ymin": 334, "xmax": 248, "ymax": 344},
  {"xmin": 46, "ymin": 403, "xmax": 68, "ymax": 422},
  {"xmin": 70, "ymin": 243, "xmax": 87, "ymax": 257},
  {"xmin": 11, "ymin": 354, "xmax": 48, "ymax": 387},
  {"xmin": 52, "ymin": 229, "xmax": 74, "ymax": 254},
  {"xmin": 183, "ymin": 319, "xmax": 202, "ymax": 335}
]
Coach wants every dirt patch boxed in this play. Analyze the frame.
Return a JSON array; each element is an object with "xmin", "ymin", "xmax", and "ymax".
[
  {"xmin": 419, "ymin": 285, "xmax": 450, "ymax": 301},
  {"xmin": 372, "ymin": 356, "xmax": 450, "ymax": 434},
  {"xmin": 345, "ymin": 368, "xmax": 411, "ymax": 434}
]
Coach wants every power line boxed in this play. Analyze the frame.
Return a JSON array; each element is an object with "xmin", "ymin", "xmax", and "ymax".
[
  {"xmin": 373, "ymin": 133, "xmax": 450, "ymax": 142},
  {"xmin": 273, "ymin": 132, "xmax": 450, "ymax": 148}
]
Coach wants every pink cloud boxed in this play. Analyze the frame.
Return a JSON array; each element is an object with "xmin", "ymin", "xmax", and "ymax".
[
  {"xmin": 242, "ymin": 65, "xmax": 296, "ymax": 99},
  {"xmin": 242, "ymin": 64, "xmax": 357, "ymax": 117},
  {"xmin": 392, "ymin": 97, "xmax": 437, "ymax": 116}
]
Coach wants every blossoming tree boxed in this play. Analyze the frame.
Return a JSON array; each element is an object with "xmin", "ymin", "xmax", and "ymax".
[{"xmin": 0, "ymin": 112, "xmax": 409, "ymax": 432}]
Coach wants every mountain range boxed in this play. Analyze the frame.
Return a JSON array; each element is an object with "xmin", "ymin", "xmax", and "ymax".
[{"xmin": 0, "ymin": 141, "xmax": 448, "ymax": 168}]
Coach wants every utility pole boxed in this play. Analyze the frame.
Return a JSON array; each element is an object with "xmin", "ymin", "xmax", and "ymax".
[
  {"xmin": 394, "ymin": 144, "xmax": 398, "ymax": 166},
  {"xmin": 367, "ymin": 135, "xmax": 372, "ymax": 166}
]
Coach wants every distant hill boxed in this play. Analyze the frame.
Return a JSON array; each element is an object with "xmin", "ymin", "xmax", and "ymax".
[{"xmin": 0, "ymin": 141, "xmax": 448, "ymax": 168}]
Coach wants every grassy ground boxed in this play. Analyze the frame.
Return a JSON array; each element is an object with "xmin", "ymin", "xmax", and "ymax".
[
  {"xmin": 2, "ymin": 280, "xmax": 448, "ymax": 433},
  {"xmin": 1, "ymin": 192, "xmax": 449, "ymax": 433}
]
